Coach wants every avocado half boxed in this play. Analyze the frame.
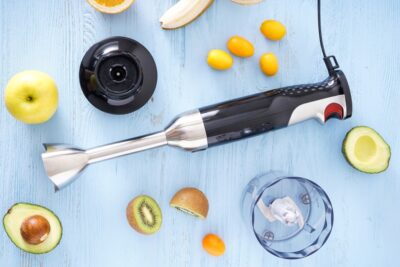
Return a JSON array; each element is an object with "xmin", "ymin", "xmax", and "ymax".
[
  {"xmin": 342, "ymin": 126, "xmax": 391, "ymax": 173},
  {"xmin": 3, "ymin": 203, "xmax": 62, "ymax": 254}
]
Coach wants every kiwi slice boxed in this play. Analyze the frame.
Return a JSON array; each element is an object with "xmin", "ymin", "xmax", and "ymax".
[
  {"xmin": 170, "ymin": 187, "xmax": 209, "ymax": 219},
  {"xmin": 126, "ymin": 195, "xmax": 162, "ymax": 235}
]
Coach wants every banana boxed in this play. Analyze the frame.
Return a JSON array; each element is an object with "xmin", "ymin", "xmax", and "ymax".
[
  {"xmin": 160, "ymin": 0, "xmax": 214, "ymax": 30},
  {"xmin": 231, "ymin": 0, "xmax": 263, "ymax": 5}
]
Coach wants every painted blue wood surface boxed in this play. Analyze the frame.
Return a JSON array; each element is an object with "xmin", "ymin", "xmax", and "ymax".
[{"xmin": 0, "ymin": 0, "xmax": 399, "ymax": 266}]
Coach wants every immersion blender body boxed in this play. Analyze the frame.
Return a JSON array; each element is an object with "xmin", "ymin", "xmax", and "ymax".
[{"xmin": 42, "ymin": 70, "xmax": 352, "ymax": 190}]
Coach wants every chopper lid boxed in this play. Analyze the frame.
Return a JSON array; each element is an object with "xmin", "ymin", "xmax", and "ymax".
[{"xmin": 79, "ymin": 36, "xmax": 157, "ymax": 114}]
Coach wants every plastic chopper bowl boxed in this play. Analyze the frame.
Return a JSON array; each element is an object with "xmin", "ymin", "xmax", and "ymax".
[{"xmin": 241, "ymin": 173, "xmax": 333, "ymax": 259}]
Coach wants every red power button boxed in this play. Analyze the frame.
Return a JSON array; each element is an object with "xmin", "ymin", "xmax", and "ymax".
[{"xmin": 324, "ymin": 103, "xmax": 344, "ymax": 121}]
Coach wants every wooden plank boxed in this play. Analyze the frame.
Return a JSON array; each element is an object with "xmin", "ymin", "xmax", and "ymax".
[{"xmin": 0, "ymin": 0, "xmax": 399, "ymax": 266}]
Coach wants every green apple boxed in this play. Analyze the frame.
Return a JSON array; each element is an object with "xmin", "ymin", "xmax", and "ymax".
[{"xmin": 4, "ymin": 70, "xmax": 58, "ymax": 124}]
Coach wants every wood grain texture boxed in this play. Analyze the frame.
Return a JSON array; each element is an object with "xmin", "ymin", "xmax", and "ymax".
[{"xmin": 0, "ymin": 0, "xmax": 399, "ymax": 266}]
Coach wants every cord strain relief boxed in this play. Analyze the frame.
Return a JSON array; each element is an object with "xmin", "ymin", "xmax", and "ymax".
[{"xmin": 324, "ymin": 56, "xmax": 340, "ymax": 75}]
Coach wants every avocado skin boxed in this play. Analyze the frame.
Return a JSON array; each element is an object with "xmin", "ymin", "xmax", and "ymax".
[
  {"xmin": 342, "ymin": 126, "xmax": 391, "ymax": 174},
  {"xmin": 3, "ymin": 202, "xmax": 63, "ymax": 254}
]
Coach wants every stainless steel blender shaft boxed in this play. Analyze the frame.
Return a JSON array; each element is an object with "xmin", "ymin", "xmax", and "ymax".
[
  {"xmin": 86, "ymin": 132, "xmax": 167, "ymax": 164},
  {"xmin": 41, "ymin": 110, "xmax": 207, "ymax": 190}
]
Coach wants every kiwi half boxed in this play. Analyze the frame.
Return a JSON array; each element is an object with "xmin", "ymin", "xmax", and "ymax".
[
  {"xmin": 170, "ymin": 187, "xmax": 209, "ymax": 219},
  {"xmin": 126, "ymin": 195, "xmax": 162, "ymax": 235}
]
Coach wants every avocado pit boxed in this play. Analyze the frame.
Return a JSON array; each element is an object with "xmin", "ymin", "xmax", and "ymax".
[{"xmin": 20, "ymin": 215, "xmax": 51, "ymax": 245}]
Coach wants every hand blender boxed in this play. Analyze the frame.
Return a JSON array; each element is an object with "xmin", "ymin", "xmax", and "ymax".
[{"xmin": 42, "ymin": 0, "xmax": 352, "ymax": 190}]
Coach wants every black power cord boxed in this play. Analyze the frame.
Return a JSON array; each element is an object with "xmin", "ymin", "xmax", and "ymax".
[{"xmin": 317, "ymin": 0, "xmax": 339, "ymax": 75}]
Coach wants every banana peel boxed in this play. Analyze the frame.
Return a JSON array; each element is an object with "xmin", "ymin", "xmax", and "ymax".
[
  {"xmin": 231, "ymin": 0, "xmax": 263, "ymax": 5},
  {"xmin": 160, "ymin": 0, "xmax": 214, "ymax": 30}
]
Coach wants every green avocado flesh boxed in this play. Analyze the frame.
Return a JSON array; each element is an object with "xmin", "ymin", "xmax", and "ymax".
[
  {"xmin": 342, "ymin": 126, "xmax": 391, "ymax": 173},
  {"xmin": 3, "ymin": 203, "xmax": 62, "ymax": 254}
]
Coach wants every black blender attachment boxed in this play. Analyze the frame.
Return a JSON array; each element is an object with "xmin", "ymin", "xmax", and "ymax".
[
  {"xmin": 42, "ymin": 0, "xmax": 352, "ymax": 190},
  {"xmin": 79, "ymin": 36, "xmax": 157, "ymax": 114}
]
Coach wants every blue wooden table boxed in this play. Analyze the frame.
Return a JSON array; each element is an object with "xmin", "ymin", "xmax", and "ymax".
[{"xmin": 1, "ymin": 0, "xmax": 399, "ymax": 266}]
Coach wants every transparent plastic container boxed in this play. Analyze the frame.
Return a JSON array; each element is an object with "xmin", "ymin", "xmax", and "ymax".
[{"xmin": 241, "ymin": 172, "xmax": 333, "ymax": 259}]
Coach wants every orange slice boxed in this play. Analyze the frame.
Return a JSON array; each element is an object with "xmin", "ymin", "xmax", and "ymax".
[{"xmin": 87, "ymin": 0, "xmax": 135, "ymax": 14}]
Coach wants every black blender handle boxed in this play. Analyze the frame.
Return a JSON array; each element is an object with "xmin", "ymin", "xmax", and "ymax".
[{"xmin": 199, "ymin": 70, "xmax": 352, "ymax": 147}]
